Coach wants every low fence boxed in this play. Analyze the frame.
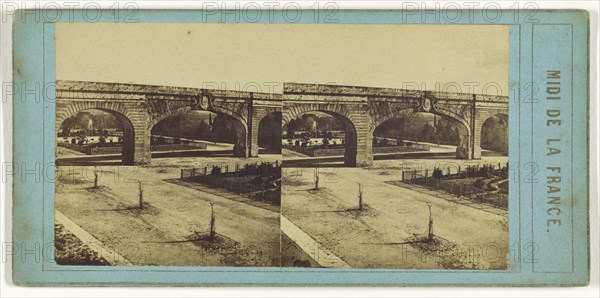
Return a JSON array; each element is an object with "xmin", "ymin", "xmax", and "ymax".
[
  {"xmin": 401, "ymin": 163, "xmax": 509, "ymax": 209},
  {"xmin": 373, "ymin": 144, "xmax": 430, "ymax": 154},
  {"xmin": 180, "ymin": 162, "xmax": 281, "ymax": 197},
  {"xmin": 181, "ymin": 162, "xmax": 281, "ymax": 180},
  {"xmin": 401, "ymin": 163, "xmax": 507, "ymax": 182},
  {"xmin": 58, "ymin": 142, "xmax": 207, "ymax": 155},
  {"xmin": 149, "ymin": 143, "xmax": 207, "ymax": 151},
  {"xmin": 284, "ymin": 143, "xmax": 430, "ymax": 157}
]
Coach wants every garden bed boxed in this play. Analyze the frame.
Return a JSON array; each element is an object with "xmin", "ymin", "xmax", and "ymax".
[{"xmin": 54, "ymin": 223, "xmax": 110, "ymax": 266}]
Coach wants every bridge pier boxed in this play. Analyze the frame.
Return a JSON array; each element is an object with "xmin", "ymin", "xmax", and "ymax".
[
  {"xmin": 133, "ymin": 127, "xmax": 152, "ymax": 165},
  {"xmin": 356, "ymin": 128, "xmax": 374, "ymax": 167},
  {"xmin": 131, "ymin": 112, "xmax": 152, "ymax": 165}
]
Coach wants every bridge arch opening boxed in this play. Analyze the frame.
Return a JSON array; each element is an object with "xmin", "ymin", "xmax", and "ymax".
[
  {"xmin": 481, "ymin": 113, "xmax": 508, "ymax": 155},
  {"xmin": 372, "ymin": 110, "xmax": 468, "ymax": 159},
  {"xmin": 56, "ymin": 108, "xmax": 136, "ymax": 165},
  {"xmin": 258, "ymin": 111, "xmax": 282, "ymax": 154},
  {"xmin": 283, "ymin": 110, "xmax": 357, "ymax": 167},
  {"xmin": 151, "ymin": 110, "xmax": 248, "ymax": 158}
]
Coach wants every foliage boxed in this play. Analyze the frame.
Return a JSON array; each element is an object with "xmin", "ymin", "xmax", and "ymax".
[
  {"xmin": 210, "ymin": 165, "xmax": 222, "ymax": 176},
  {"xmin": 432, "ymin": 167, "xmax": 444, "ymax": 179},
  {"xmin": 152, "ymin": 112, "xmax": 238, "ymax": 144},
  {"xmin": 478, "ymin": 164, "xmax": 495, "ymax": 178}
]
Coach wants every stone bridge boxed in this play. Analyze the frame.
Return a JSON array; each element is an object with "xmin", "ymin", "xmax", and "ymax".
[
  {"xmin": 55, "ymin": 81, "xmax": 282, "ymax": 164},
  {"xmin": 282, "ymin": 83, "xmax": 508, "ymax": 167},
  {"xmin": 56, "ymin": 81, "xmax": 508, "ymax": 167}
]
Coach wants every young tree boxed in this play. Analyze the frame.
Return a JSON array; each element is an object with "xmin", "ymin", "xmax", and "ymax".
[
  {"xmin": 209, "ymin": 202, "xmax": 216, "ymax": 241},
  {"xmin": 138, "ymin": 181, "xmax": 144, "ymax": 209},
  {"xmin": 93, "ymin": 166, "xmax": 99, "ymax": 188},
  {"xmin": 427, "ymin": 203, "xmax": 434, "ymax": 242},
  {"xmin": 358, "ymin": 183, "xmax": 364, "ymax": 211}
]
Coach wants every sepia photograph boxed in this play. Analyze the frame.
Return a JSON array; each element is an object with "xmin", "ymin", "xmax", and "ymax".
[{"xmin": 53, "ymin": 23, "xmax": 508, "ymax": 269}]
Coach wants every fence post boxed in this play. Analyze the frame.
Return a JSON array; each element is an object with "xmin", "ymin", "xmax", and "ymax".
[{"xmin": 425, "ymin": 169, "xmax": 428, "ymax": 184}]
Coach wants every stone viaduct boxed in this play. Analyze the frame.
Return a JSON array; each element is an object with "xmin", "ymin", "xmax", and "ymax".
[
  {"xmin": 282, "ymin": 83, "xmax": 508, "ymax": 166},
  {"xmin": 55, "ymin": 80, "xmax": 282, "ymax": 164},
  {"xmin": 56, "ymin": 81, "xmax": 508, "ymax": 167}
]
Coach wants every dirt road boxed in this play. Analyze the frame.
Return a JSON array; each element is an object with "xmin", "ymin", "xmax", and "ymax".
[
  {"xmin": 55, "ymin": 165, "xmax": 281, "ymax": 267},
  {"xmin": 282, "ymin": 161, "xmax": 509, "ymax": 269}
]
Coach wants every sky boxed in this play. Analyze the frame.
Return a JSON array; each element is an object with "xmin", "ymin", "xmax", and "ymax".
[{"xmin": 55, "ymin": 23, "xmax": 508, "ymax": 95}]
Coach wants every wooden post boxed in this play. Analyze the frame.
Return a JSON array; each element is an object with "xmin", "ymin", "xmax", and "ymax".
[{"xmin": 314, "ymin": 168, "xmax": 319, "ymax": 190}]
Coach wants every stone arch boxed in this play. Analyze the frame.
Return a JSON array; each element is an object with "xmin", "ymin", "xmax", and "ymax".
[
  {"xmin": 149, "ymin": 105, "xmax": 249, "ymax": 157},
  {"xmin": 368, "ymin": 101, "xmax": 470, "ymax": 134},
  {"xmin": 283, "ymin": 103, "xmax": 359, "ymax": 166},
  {"xmin": 369, "ymin": 102, "xmax": 471, "ymax": 159},
  {"xmin": 257, "ymin": 110, "xmax": 282, "ymax": 154},
  {"xmin": 478, "ymin": 110, "xmax": 509, "ymax": 155},
  {"xmin": 55, "ymin": 102, "xmax": 137, "ymax": 164}
]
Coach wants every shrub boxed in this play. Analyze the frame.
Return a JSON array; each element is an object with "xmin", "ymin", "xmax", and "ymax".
[
  {"xmin": 500, "ymin": 163, "xmax": 509, "ymax": 179},
  {"xmin": 478, "ymin": 164, "xmax": 494, "ymax": 178},
  {"xmin": 244, "ymin": 163, "xmax": 258, "ymax": 174},
  {"xmin": 474, "ymin": 178, "xmax": 486, "ymax": 189},
  {"xmin": 210, "ymin": 165, "xmax": 222, "ymax": 176},
  {"xmin": 432, "ymin": 167, "xmax": 444, "ymax": 179}
]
